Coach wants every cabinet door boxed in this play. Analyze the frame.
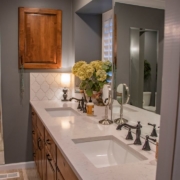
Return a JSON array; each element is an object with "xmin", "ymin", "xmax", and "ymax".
[
  {"xmin": 33, "ymin": 140, "xmax": 37, "ymax": 164},
  {"xmin": 57, "ymin": 167, "xmax": 64, "ymax": 180},
  {"xmin": 57, "ymin": 149, "xmax": 78, "ymax": 180},
  {"xmin": 45, "ymin": 129, "xmax": 56, "ymax": 162},
  {"xmin": 37, "ymin": 132, "xmax": 43, "ymax": 179},
  {"xmin": 32, "ymin": 108, "xmax": 37, "ymax": 127},
  {"xmin": 46, "ymin": 150, "xmax": 56, "ymax": 180},
  {"xmin": 19, "ymin": 7, "xmax": 62, "ymax": 69}
]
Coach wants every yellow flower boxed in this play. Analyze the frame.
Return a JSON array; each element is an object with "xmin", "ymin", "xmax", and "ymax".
[
  {"xmin": 103, "ymin": 60, "xmax": 112, "ymax": 66},
  {"xmin": 96, "ymin": 69, "xmax": 107, "ymax": 82},
  {"xmin": 72, "ymin": 61, "xmax": 87, "ymax": 76},
  {"xmin": 90, "ymin": 60, "xmax": 103, "ymax": 71},
  {"xmin": 77, "ymin": 64, "xmax": 94, "ymax": 80}
]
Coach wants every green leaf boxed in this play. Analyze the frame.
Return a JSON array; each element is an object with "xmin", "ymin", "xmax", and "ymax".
[{"xmin": 86, "ymin": 89, "xmax": 93, "ymax": 97}]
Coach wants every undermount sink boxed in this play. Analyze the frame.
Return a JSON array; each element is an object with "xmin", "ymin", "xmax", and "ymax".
[
  {"xmin": 45, "ymin": 107, "xmax": 80, "ymax": 117},
  {"xmin": 72, "ymin": 136, "xmax": 147, "ymax": 168}
]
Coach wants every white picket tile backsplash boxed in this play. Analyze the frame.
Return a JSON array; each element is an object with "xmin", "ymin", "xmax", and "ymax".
[{"xmin": 30, "ymin": 73, "xmax": 74, "ymax": 101}]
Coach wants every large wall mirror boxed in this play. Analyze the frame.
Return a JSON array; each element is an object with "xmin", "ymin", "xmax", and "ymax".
[{"xmin": 112, "ymin": 2, "xmax": 164, "ymax": 139}]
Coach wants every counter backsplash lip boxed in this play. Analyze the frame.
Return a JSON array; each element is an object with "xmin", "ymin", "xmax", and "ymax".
[{"xmin": 30, "ymin": 100, "xmax": 158, "ymax": 180}]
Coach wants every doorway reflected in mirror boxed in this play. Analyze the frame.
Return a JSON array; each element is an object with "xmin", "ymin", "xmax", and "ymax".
[{"xmin": 130, "ymin": 28, "xmax": 158, "ymax": 113}]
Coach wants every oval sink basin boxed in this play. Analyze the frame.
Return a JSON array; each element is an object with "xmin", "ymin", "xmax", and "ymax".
[
  {"xmin": 45, "ymin": 107, "xmax": 80, "ymax": 117},
  {"xmin": 72, "ymin": 136, "xmax": 147, "ymax": 168}
]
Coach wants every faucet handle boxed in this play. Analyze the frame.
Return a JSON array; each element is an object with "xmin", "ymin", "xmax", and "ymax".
[
  {"xmin": 83, "ymin": 104, "xmax": 87, "ymax": 113},
  {"xmin": 137, "ymin": 121, "xmax": 142, "ymax": 128},
  {"xmin": 148, "ymin": 123, "xmax": 158, "ymax": 137},
  {"xmin": 142, "ymin": 135, "xmax": 156, "ymax": 151},
  {"xmin": 77, "ymin": 101, "xmax": 81, "ymax": 109}
]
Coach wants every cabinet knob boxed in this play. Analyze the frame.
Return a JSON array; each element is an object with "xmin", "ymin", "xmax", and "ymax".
[{"xmin": 32, "ymin": 112, "xmax": 35, "ymax": 116}]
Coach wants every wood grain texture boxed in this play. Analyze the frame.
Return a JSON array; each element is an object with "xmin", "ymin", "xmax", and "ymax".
[
  {"xmin": 57, "ymin": 149, "xmax": 78, "ymax": 180},
  {"xmin": 45, "ymin": 147, "xmax": 56, "ymax": 180},
  {"xmin": 19, "ymin": 7, "xmax": 62, "ymax": 69}
]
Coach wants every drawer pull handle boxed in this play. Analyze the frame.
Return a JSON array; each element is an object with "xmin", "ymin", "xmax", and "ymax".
[
  {"xmin": 46, "ymin": 154, "xmax": 55, "ymax": 172},
  {"xmin": 38, "ymin": 138, "xmax": 42, "ymax": 150},
  {"xmin": 46, "ymin": 154, "xmax": 52, "ymax": 161},
  {"xmin": 46, "ymin": 139, "xmax": 51, "ymax": 145},
  {"xmin": 57, "ymin": 166, "xmax": 60, "ymax": 173}
]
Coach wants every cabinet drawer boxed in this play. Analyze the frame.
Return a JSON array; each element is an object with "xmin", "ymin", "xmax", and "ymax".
[
  {"xmin": 45, "ymin": 129, "xmax": 56, "ymax": 162},
  {"xmin": 31, "ymin": 108, "xmax": 37, "ymax": 127},
  {"xmin": 37, "ymin": 116, "xmax": 44, "ymax": 137},
  {"xmin": 57, "ymin": 149, "xmax": 78, "ymax": 180}
]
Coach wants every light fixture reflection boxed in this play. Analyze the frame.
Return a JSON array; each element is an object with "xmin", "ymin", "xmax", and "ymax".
[{"xmin": 61, "ymin": 73, "xmax": 71, "ymax": 101}]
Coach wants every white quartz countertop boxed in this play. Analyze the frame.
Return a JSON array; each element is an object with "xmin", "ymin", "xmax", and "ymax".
[{"xmin": 30, "ymin": 100, "xmax": 158, "ymax": 180}]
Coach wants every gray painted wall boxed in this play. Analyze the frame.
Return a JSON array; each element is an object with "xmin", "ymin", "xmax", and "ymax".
[
  {"xmin": 0, "ymin": 0, "xmax": 73, "ymax": 164},
  {"xmin": 75, "ymin": 14, "xmax": 102, "ymax": 63},
  {"xmin": 73, "ymin": 0, "xmax": 92, "ymax": 12},
  {"xmin": 74, "ymin": 13, "xmax": 102, "ymax": 86},
  {"xmin": 114, "ymin": 3, "xmax": 164, "ymax": 114},
  {"xmin": 76, "ymin": 0, "xmax": 112, "ymax": 14}
]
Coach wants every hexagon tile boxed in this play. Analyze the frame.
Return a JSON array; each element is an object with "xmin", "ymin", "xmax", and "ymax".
[{"xmin": 30, "ymin": 73, "xmax": 74, "ymax": 101}]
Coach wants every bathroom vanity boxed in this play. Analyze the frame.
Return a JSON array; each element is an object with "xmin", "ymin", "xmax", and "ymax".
[{"xmin": 31, "ymin": 100, "xmax": 159, "ymax": 180}]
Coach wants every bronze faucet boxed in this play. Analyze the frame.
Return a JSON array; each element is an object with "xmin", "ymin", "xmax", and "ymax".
[
  {"xmin": 117, "ymin": 121, "xmax": 142, "ymax": 145},
  {"xmin": 69, "ymin": 97, "xmax": 85, "ymax": 112}
]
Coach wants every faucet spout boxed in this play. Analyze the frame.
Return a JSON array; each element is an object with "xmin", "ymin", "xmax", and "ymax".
[
  {"xmin": 69, "ymin": 97, "xmax": 81, "ymax": 101},
  {"xmin": 116, "ymin": 123, "xmax": 136, "ymax": 130},
  {"xmin": 116, "ymin": 121, "xmax": 142, "ymax": 130}
]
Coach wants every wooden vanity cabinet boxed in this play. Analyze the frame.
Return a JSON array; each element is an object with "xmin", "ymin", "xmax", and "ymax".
[
  {"xmin": 56, "ymin": 167, "xmax": 64, "ymax": 180},
  {"xmin": 45, "ymin": 147, "xmax": 56, "ymax": 180},
  {"xmin": 31, "ymin": 109, "xmax": 46, "ymax": 180},
  {"xmin": 31, "ymin": 107, "xmax": 78, "ymax": 180},
  {"xmin": 32, "ymin": 109, "xmax": 37, "ymax": 164},
  {"xmin": 57, "ymin": 149, "xmax": 78, "ymax": 180},
  {"xmin": 45, "ymin": 129, "xmax": 56, "ymax": 162}
]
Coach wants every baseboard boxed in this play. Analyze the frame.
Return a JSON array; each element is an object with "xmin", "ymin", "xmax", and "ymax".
[{"xmin": 0, "ymin": 161, "xmax": 35, "ymax": 171}]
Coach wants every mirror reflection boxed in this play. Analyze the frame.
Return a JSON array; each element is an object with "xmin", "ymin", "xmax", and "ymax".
[
  {"xmin": 114, "ymin": 83, "xmax": 130, "ymax": 125},
  {"xmin": 130, "ymin": 28, "xmax": 158, "ymax": 113},
  {"xmin": 113, "ymin": 2, "xmax": 164, "ymax": 115},
  {"xmin": 116, "ymin": 83, "xmax": 130, "ymax": 105},
  {"xmin": 113, "ymin": 2, "xmax": 164, "ymax": 140}
]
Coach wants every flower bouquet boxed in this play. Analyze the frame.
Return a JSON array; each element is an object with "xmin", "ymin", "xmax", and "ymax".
[{"xmin": 72, "ymin": 60, "xmax": 112, "ymax": 104}]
